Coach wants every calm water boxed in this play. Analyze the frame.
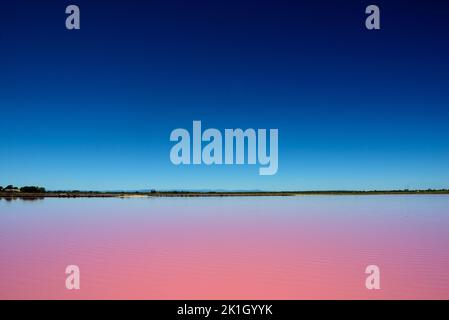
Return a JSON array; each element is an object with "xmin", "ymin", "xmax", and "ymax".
[{"xmin": 1, "ymin": 196, "xmax": 449, "ymax": 299}]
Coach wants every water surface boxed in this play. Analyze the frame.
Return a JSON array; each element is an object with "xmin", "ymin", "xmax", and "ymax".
[{"xmin": 1, "ymin": 196, "xmax": 448, "ymax": 299}]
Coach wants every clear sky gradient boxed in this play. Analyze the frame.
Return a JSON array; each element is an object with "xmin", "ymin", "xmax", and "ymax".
[{"xmin": 1, "ymin": 0, "xmax": 449, "ymax": 191}]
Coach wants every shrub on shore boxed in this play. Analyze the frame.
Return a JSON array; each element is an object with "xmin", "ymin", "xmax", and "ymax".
[
  {"xmin": 19, "ymin": 186, "xmax": 46, "ymax": 193},
  {"xmin": 1, "ymin": 185, "xmax": 46, "ymax": 193}
]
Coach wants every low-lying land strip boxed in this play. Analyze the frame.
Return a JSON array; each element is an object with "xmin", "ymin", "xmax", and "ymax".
[{"xmin": 1, "ymin": 189, "xmax": 449, "ymax": 199}]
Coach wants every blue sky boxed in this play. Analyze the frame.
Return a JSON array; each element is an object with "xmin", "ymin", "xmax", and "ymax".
[{"xmin": 1, "ymin": 0, "xmax": 449, "ymax": 191}]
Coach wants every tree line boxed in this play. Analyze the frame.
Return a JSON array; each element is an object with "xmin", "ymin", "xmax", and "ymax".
[{"xmin": 0, "ymin": 185, "xmax": 46, "ymax": 193}]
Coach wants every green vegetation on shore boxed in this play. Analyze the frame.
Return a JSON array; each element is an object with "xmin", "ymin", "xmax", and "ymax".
[
  {"xmin": 1, "ymin": 185, "xmax": 449, "ymax": 198},
  {"xmin": 0, "ymin": 185, "xmax": 46, "ymax": 193}
]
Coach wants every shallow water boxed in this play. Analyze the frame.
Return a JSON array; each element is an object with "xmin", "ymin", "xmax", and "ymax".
[{"xmin": 1, "ymin": 196, "xmax": 449, "ymax": 299}]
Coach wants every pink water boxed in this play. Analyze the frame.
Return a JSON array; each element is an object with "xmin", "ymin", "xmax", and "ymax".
[{"xmin": 1, "ymin": 196, "xmax": 449, "ymax": 299}]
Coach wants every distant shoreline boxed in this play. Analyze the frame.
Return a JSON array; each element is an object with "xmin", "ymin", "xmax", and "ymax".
[{"xmin": 1, "ymin": 190, "xmax": 449, "ymax": 199}]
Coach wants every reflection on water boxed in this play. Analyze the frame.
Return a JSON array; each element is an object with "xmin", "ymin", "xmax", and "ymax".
[
  {"xmin": 0, "ymin": 196, "xmax": 45, "ymax": 202},
  {"xmin": 1, "ymin": 196, "xmax": 449, "ymax": 299}
]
